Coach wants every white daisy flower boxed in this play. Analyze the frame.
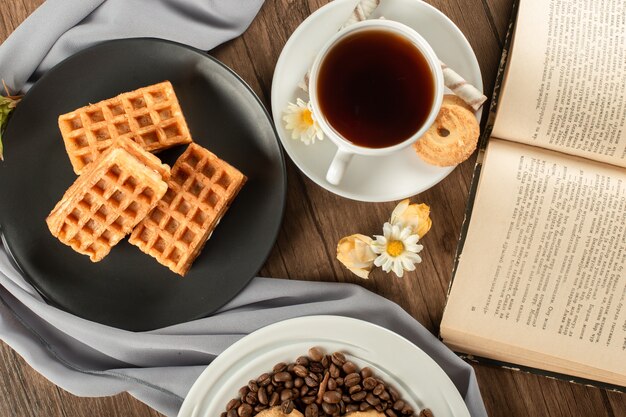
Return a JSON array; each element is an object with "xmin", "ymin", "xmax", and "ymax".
[
  {"xmin": 282, "ymin": 98, "xmax": 324, "ymax": 145},
  {"xmin": 371, "ymin": 222, "xmax": 423, "ymax": 278}
]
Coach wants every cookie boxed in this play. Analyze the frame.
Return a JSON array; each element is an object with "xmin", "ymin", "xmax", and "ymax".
[
  {"xmin": 413, "ymin": 95, "xmax": 479, "ymax": 167},
  {"xmin": 442, "ymin": 93, "xmax": 475, "ymax": 113}
]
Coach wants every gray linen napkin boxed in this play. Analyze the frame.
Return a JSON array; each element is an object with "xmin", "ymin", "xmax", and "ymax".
[{"xmin": 0, "ymin": 1, "xmax": 487, "ymax": 417}]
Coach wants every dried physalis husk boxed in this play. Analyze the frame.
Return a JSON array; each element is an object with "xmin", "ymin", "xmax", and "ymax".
[
  {"xmin": 336, "ymin": 234, "xmax": 377, "ymax": 279},
  {"xmin": 390, "ymin": 199, "xmax": 432, "ymax": 238}
]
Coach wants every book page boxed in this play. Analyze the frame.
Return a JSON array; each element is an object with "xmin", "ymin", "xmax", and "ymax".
[
  {"xmin": 492, "ymin": 0, "xmax": 626, "ymax": 168},
  {"xmin": 441, "ymin": 139, "xmax": 626, "ymax": 382}
]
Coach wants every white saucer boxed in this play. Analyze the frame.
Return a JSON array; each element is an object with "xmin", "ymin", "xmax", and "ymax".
[
  {"xmin": 271, "ymin": 0, "xmax": 483, "ymax": 202},
  {"xmin": 178, "ymin": 316, "xmax": 470, "ymax": 417}
]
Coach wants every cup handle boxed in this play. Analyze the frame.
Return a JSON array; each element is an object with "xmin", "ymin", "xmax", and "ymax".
[{"xmin": 326, "ymin": 148, "xmax": 354, "ymax": 185}]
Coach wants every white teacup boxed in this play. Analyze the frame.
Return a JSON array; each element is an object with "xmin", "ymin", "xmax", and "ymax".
[{"xmin": 309, "ymin": 20, "xmax": 444, "ymax": 186}]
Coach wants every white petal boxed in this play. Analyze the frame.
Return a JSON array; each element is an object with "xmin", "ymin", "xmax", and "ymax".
[
  {"xmin": 404, "ymin": 252, "xmax": 422, "ymax": 264},
  {"xmin": 405, "ymin": 243, "xmax": 423, "ymax": 253},
  {"xmin": 390, "ymin": 224, "xmax": 402, "ymax": 240},
  {"xmin": 401, "ymin": 256, "xmax": 416, "ymax": 271},
  {"xmin": 399, "ymin": 227, "xmax": 412, "ymax": 241},
  {"xmin": 404, "ymin": 234, "xmax": 420, "ymax": 245},
  {"xmin": 392, "ymin": 260, "xmax": 404, "ymax": 277},
  {"xmin": 382, "ymin": 222, "xmax": 393, "ymax": 239}
]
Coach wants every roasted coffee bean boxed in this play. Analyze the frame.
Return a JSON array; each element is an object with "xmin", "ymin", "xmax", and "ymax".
[
  {"xmin": 305, "ymin": 403, "xmax": 319, "ymax": 417},
  {"xmin": 327, "ymin": 378, "xmax": 337, "ymax": 391},
  {"xmin": 361, "ymin": 367, "xmax": 374, "ymax": 379},
  {"xmin": 331, "ymin": 351, "xmax": 346, "ymax": 366},
  {"xmin": 351, "ymin": 391, "xmax": 367, "ymax": 401},
  {"xmin": 329, "ymin": 363, "xmax": 340, "ymax": 378},
  {"xmin": 226, "ymin": 399, "xmax": 241, "ymax": 411},
  {"xmin": 335, "ymin": 377, "xmax": 344, "ymax": 386},
  {"xmin": 380, "ymin": 390, "xmax": 391, "ymax": 401},
  {"xmin": 294, "ymin": 377, "xmax": 304, "ymax": 388},
  {"xmin": 305, "ymin": 374, "xmax": 319, "ymax": 387},
  {"xmin": 342, "ymin": 361, "xmax": 357, "ymax": 374},
  {"xmin": 347, "ymin": 404, "xmax": 360, "ymax": 413},
  {"xmin": 273, "ymin": 362, "xmax": 287, "ymax": 373},
  {"xmin": 342, "ymin": 395, "xmax": 351, "ymax": 403},
  {"xmin": 296, "ymin": 356, "xmax": 310, "ymax": 366},
  {"xmin": 340, "ymin": 400, "xmax": 346, "ymax": 414},
  {"xmin": 254, "ymin": 404, "xmax": 267, "ymax": 413},
  {"xmin": 373, "ymin": 384, "xmax": 385, "ymax": 396},
  {"xmin": 366, "ymin": 392, "xmax": 381, "ymax": 406},
  {"xmin": 344, "ymin": 373, "xmax": 361, "ymax": 387},
  {"xmin": 375, "ymin": 404, "xmax": 384, "ymax": 412},
  {"xmin": 393, "ymin": 400, "xmax": 406, "ymax": 411},
  {"xmin": 227, "ymin": 409, "xmax": 238, "ymax": 417},
  {"xmin": 308, "ymin": 347, "xmax": 324, "ymax": 362},
  {"xmin": 281, "ymin": 400, "xmax": 295, "ymax": 414},
  {"xmin": 301, "ymin": 395, "xmax": 316, "ymax": 405},
  {"xmin": 238, "ymin": 403, "xmax": 252, "ymax": 417},
  {"xmin": 284, "ymin": 380, "xmax": 294, "ymax": 389},
  {"xmin": 274, "ymin": 371, "xmax": 292, "ymax": 383},
  {"xmin": 267, "ymin": 385, "xmax": 274, "ymax": 395},
  {"xmin": 401, "ymin": 405, "xmax": 414, "ymax": 415},
  {"xmin": 287, "ymin": 363, "xmax": 295, "ymax": 372},
  {"xmin": 300, "ymin": 385, "xmax": 309, "ymax": 396},
  {"xmin": 257, "ymin": 373, "xmax": 271, "ymax": 386},
  {"xmin": 389, "ymin": 388, "xmax": 400, "ymax": 402},
  {"xmin": 322, "ymin": 402, "xmax": 339, "ymax": 415},
  {"xmin": 244, "ymin": 392, "xmax": 257, "ymax": 405},
  {"xmin": 269, "ymin": 392, "xmax": 280, "ymax": 407},
  {"xmin": 280, "ymin": 388, "xmax": 294, "ymax": 402},
  {"xmin": 363, "ymin": 377, "xmax": 377, "ymax": 390},
  {"xmin": 239, "ymin": 386, "xmax": 249, "ymax": 398},
  {"xmin": 258, "ymin": 387, "xmax": 268, "ymax": 405},
  {"xmin": 359, "ymin": 402, "xmax": 373, "ymax": 411},
  {"xmin": 248, "ymin": 380, "xmax": 259, "ymax": 393},
  {"xmin": 321, "ymin": 355, "xmax": 330, "ymax": 368},
  {"xmin": 386, "ymin": 409, "xmax": 398, "ymax": 417},
  {"xmin": 348, "ymin": 385, "xmax": 362, "ymax": 394},
  {"xmin": 323, "ymin": 390, "xmax": 342, "ymax": 404},
  {"xmin": 310, "ymin": 362, "xmax": 324, "ymax": 373},
  {"xmin": 221, "ymin": 412, "xmax": 227, "ymax": 417},
  {"xmin": 419, "ymin": 409, "xmax": 434, "ymax": 417},
  {"xmin": 293, "ymin": 364, "xmax": 308, "ymax": 378}
]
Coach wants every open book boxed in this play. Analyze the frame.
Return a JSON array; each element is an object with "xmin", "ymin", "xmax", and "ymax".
[{"xmin": 440, "ymin": 0, "xmax": 626, "ymax": 388}]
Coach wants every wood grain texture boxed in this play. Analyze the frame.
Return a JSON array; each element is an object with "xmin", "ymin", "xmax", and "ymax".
[{"xmin": 0, "ymin": 0, "xmax": 624, "ymax": 416}]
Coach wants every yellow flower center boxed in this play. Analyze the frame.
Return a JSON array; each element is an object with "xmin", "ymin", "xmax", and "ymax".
[
  {"xmin": 386, "ymin": 240, "xmax": 404, "ymax": 257},
  {"xmin": 300, "ymin": 108, "xmax": 314, "ymax": 126}
]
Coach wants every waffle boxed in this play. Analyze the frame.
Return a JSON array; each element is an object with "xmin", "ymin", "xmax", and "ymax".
[
  {"xmin": 46, "ymin": 137, "xmax": 170, "ymax": 262},
  {"xmin": 129, "ymin": 143, "xmax": 246, "ymax": 276},
  {"xmin": 58, "ymin": 81, "xmax": 192, "ymax": 174}
]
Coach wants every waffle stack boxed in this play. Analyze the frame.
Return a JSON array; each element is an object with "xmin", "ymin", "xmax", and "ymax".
[
  {"xmin": 46, "ymin": 137, "xmax": 170, "ymax": 261},
  {"xmin": 48, "ymin": 81, "xmax": 246, "ymax": 275},
  {"xmin": 129, "ymin": 144, "xmax": 246, "ymax": 276},
  {"xmin": 58, "ymin": 81, "xmax": 192, "ymax": 174}
]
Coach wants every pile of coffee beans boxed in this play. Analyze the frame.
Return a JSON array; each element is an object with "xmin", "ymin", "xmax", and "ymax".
[{"xmin": 221, "ymin": 347, "xmax": 433, "ymax": 417}]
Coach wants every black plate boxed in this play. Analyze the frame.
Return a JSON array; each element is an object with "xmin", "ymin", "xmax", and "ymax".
[{"xmin": 0, "ymin": 38, "xmax": 286, "ymax": 331}]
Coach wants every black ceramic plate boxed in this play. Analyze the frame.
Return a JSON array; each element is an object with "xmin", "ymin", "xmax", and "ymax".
[{"xmin": 0, "ymin": 38, "xmax": 286, "ymax": 331}]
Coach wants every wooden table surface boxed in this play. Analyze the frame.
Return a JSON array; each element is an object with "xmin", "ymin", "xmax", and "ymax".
[{"xmin": 1, "ymin": 1, "xmax": 625, "ymax": 416}]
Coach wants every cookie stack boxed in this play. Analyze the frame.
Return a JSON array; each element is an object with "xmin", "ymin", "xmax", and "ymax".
[{"xmin": 47, "ymin": 82, "xmax": 246, "ymax": 276}]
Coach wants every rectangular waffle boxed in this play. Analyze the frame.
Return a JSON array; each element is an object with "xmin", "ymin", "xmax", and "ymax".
[
  {"xmin": 46, "ymin": 137, "xmax": 171, "ymax": 262},
  {"xmin": 129, "ymin": 143, "xmax": 246, "ymax": 276},
  {"xmin": 58, "ymin": 81, "xmax": 192, "ymax": 174}
]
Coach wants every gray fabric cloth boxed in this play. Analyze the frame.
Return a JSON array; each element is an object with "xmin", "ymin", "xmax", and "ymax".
[{"xmin": 0, "ymin": 1, "xmax": 487, "ymax": 417}]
